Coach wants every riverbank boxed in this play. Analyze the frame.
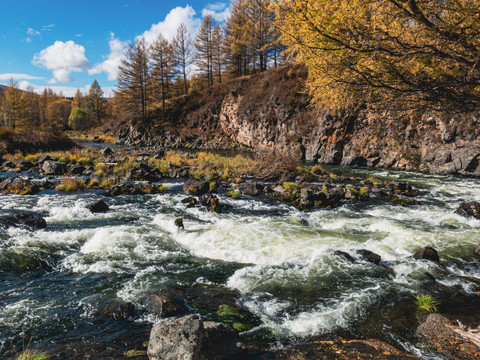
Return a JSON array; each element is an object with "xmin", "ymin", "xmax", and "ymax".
[{"xmin": 1, "ymin": 146, "xmax": 480, "ymax": 359}]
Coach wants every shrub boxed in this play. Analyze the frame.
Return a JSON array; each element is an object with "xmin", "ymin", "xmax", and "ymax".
[
  {"xmin": 415, "ymin": 294, "xmax": 440, "ymax": 313},
  {"xmin": 55, "ymin": 178, "xmax": 86, "ymax": 192},
  {"xmin": 16, "ymin": 349, "xmax": 49, "ymax": 360},
  {"xmin": 68, "ymin": 107, "xmax": 89, "ymax": 130}
]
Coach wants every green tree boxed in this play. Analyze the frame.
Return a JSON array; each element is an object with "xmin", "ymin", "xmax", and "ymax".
[
  {"xmin": 86, "ymin": 80, "xmax": 108, "ymax": 126},
  {"xmin": 276, "ymin": 0, "xmax": 480, "ymax": 110},
  {"xmin": 116, "ymin": 38, "xmax": 151, "ymax": 122},
  {"xmin": 68, "ymin": 107, "xmax": 89, "ymax": 130}
]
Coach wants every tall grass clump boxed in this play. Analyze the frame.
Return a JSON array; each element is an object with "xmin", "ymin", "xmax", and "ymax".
[{"xmin": 415, "ymin": 294, "xmax": 440, "ymax": 313}]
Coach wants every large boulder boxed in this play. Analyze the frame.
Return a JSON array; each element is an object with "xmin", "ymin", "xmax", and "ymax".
[
  {"xmin": 0, "ymin": 212, "xmax": 47, "ymax": 231},
  {"xmin": 355, "ymin": 249, "xmax": 381, "ymax": 265},
  {"xmin": 0, "ymin": 177, "xmax": 39, "ymax": 195},
  {"xmin": 147, "ymin": 315, "xmax": 244, "ymax": 360},
  {"xmin": 91, "ymin": 298, "xmax": 136, "ymax": 321},
  {"xmin": 416, "ymin": 314, "xmax": 480, "ymax": 360},
  {"xmin": 183, "ymin": 179, "xmax": 210, "ymax": 196},
  {"xmin": 455, "ymin": 201, "xmax": 480, "ymax": 220},
  {"xmin": 413, "ymin": 246, "xmax": 440, "ymax": 263},
  {"xmin": 42, "ymin": 160, "xmax": 67, "ymax": 175}
]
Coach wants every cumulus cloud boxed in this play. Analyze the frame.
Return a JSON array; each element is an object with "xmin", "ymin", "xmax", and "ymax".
[
  {"xmin": 138, "ymin": 5, "xmax": 202, "ymax": 44},
  {"xmin": 32, "ymin": 40, "xmax": 90, "ymax": 83},
  {"xmin": 0, "ymin": 73, "xmax": 44, "ymax": 81},
  {"xmin": 202, "ymin": 2, "xmax": 231, "ymax": 22},
  {"xmin": 89, "ymin": 33, "xmax": 128, "ymax": 81}
]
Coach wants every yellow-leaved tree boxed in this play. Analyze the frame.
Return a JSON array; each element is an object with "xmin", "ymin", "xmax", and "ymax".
[{"xmin": 276, "ymin": 0, "xmax": 480, "ymax": 110}]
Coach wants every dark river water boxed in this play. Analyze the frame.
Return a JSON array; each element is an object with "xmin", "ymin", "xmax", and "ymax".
[{"xmin": 1, "ymin": 167, "xmax": 479, "ymax": 359}]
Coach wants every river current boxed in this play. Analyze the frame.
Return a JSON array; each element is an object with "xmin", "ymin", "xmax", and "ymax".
[{"xmin": 1, "ymin": 167, "xmax": 479, "ymax": 358}]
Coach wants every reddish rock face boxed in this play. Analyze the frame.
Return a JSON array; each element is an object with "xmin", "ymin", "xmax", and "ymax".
[{"xmin": 416, "ymin": 314, "xmax": 480, "ymax": 360}]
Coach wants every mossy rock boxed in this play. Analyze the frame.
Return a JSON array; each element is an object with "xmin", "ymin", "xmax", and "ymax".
[{"xmin": 217, "ymin": 304, "xmax": 241, "ymax": 318}]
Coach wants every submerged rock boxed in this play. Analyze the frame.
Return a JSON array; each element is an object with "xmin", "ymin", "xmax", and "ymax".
[
  {"xmin": 334, "ymin": 250, "xmax": 355, "ymax": 262},
  {"xmin": 356, "ymin": 249, "xmax": 381, "ymax": 265},
  {"xmin": 147, "ymin": 315, "xmax": 244, "ymax": 360},
  {"xmin": 175, "ymin": 217, "xmax": 185, "ymax": 229},
  {"xmin": 92, "ymin": 299, "xmax": 136, "ymax": 321},
  {"xmin": 140, "ymin": 289, "xmax": 186, "ymax": 318},
  {"xmin": 416, "ymin": 314, "xmax": 480, "ymax": 360},
  {"xmin": 413, "ymin": 246, "xmax": 440, "ymax": 263},
  {"xmin": 88, "ymin": 200, "xmax": 110, "ymax": 213},
  {"xmin": 0, "ymin": 212, "xmax": 47, "ymax": 231},
  {"xmin": 455, "ymin": 201, "xmax": 480, "ymax": 219}
]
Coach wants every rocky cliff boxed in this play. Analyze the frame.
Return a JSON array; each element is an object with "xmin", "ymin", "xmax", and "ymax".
[{"xmin": 115, "ymin": 64, "xmax": 480, "ymax": 177}]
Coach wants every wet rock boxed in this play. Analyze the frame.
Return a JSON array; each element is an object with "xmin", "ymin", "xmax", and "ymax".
[
  {"xmin": 42, "ymin": 160, "xmax": 67, "ymax": 175},
  {"xmin": 92, "ymin": 299, "xmax": 135, "ymax": 321},
  {"xmin": 0, "ymin": 177, "xmax": 39, "ymax": 195},
  {"xmin": 390, "ymin": 195, "xmax": 418, "ymax": 206},
  {"xmin": 181, "ymin": 196, "xmax": 197, "ymax": 208},
  {"xmin": 199, "ymin": 192, "xmax": 214, "ymax": 206},
  {"xmin": 185, "ymin": 285, "xmax": 241, "ymax": 314},
  {"xmin": 18, "ymin": 160, "xmax": 35, "ymax": 169},
  {"xmin": 175, "ymin": 218, "xmax": 184, "ymax": 229},
  {"xmin": 455, "ymin": 201, "xmax": 480, "ymax": 219},
  {"xmin": 2, "ymin": 160, "xmax": 15, "ymax": 169},
  {"xmin": 147, "ymin": 314, "xmax": 204, "ymax": 360},
  {"xmin": 148, "ymin": 315, "xmax": 244, "ymax": 360},
  {"xmin": 36, "ymin": 154, "xmax": 54, "ymax": 164},
  {"xmin": 413, "ymin": 247, "xmax": 440, "ymax": 263},
  {"xmin": 209, "ymin": 196, "xmax": 221, "ymax": 213},
  {"xmin": 88, "ymin": 200, "xmax": 109, "ymax": 213},
  {"xmin": 239, "ymin": 182, "xmax": 263, "ymax": 196},
  {"xmin": 0, "ymin": 212, "xmax": 47, "ymax": 231},
  {"xmin": 274, "ymin": 337, "xmax": 418, "ymax": 359},
  {"xmin": 334, "ymin": 250, "xmax": 355, "ymax": 262},
  {"xmin": 416, "ymin": 314, "xmax": 480, "ymax": 360},
  {"xmin": 102, "ymin": 146, "xmax": 114, "ymax": 156},
  {"xmin": 356, "ymin": 249, "xmax": 381, "ymax": 265},
  {"xmin": 70, "ymin": 164, "xmax": 86, "ymax": 175},
  {"xmin": 183, "ymin": 179, "xmax": 211, "ymax": 196},
  {"xmin": 475, "ymin": 244, "xmax": 480, "ymax": 257},
  {"xmin": 140, "ymin": 289, "xmax": 186, "ymax": 318}
]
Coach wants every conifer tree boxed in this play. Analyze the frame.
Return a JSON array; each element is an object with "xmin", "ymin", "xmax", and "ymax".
[
  {"xmin": 86, "ymin": 80, "xmax": 108, "ymax": 126},
  {"xmin": 117, "ymin": 38, "xmax": 151, "ymax": 122},
  {"xmin": 151, "ymin": 34, "xmax": 176, "ymax": 116},
  {"xmin": 172, "ymin": 23, "xmax": 193, "ymax": 95},
  {"xmin": 195, "ymin": 15, "xmax": 215, "ymax": 87}
]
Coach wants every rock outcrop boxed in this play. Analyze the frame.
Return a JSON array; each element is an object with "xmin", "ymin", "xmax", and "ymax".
[{"xmin": 113, "ymin": 64, "xmax": 480, "ymax": 178}]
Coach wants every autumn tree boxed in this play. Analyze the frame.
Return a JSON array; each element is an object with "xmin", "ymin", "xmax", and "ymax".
[
  {"xmin": 86, "ymin": 80, "xmax": 108, "ymax": 126},
  {"xmin": 117, "ymin": 38, "xmax": 151, "ymax": 122},
  {"xmin": 172, "ymin": 23, "xmax": 193, "ymax": 95},
  {"xmin": 2, "ymin": 79, "xmax": 23, "ymax": 129},
  {"xmin": 151, "ymin": 34, "xmax": 176, "ymax": 116},
  {"xmin": 195, "ymin": 15, "xmax": 215, "ymax": 87},
  {"xmin": 276, "ymin": 0, "xmax": 480, "ymax": 110},
  {"xmin": 20, "ymin": 86, "xmax": 41, "ymax": 129},
  {"xmin": 47, "ymin": 98, "xmax": 72, "ymax": 130},
  {"xmin": 212, "ymin": 24, "xmax": 225, "ymax": 83},
  {"xmin": 72, "ymin": 88, "xmax": 85, "ymax": 109}
]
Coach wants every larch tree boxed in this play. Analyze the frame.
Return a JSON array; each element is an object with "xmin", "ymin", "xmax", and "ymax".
[
  {"xmin": 276, "ymin": 0, "xmax": 480, "ymax": 110},
  {"xmin": 117, "ymin": 38, "xmax": 151, "ymax": 122},
  {"xmin": 195, "ymin": 15, "xmax": 215, "ymax": 87},
  {"xmin": 3, "ymin": 79, "xmax": 23, "ymax": 129},
  {"xmin": 151, "ymin": 34, "xmax": 176, "ymax": 116},
  {"xmin": 73, "ymin": 88, "xmax": 85, "ymax": 109},
  {"xmin": 86, "ymin": 80, "xmax": 108, "ymax": 126},
  {"xmin": 212, "ymin": 24, "xmax": 225, "ymax": 84},
  {"xmin": 172, "ymin": 23, "xmax": 193, "ymax": 95}
]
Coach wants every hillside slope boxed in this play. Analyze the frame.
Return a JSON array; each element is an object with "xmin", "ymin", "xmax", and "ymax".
[{"xmin": 115, "ymin": 64, "xmax": 480, "ymax": 177}]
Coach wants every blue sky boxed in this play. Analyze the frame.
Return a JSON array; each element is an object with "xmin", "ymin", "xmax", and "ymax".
[{"xmin": 0, "ymin": 0, "xmax": 230, "ymax": 97}]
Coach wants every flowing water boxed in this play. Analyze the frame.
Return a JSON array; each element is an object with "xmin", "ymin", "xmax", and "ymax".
[{"xmin": 1, "ymin": 167, "xmax": 480, "ymax": 358}]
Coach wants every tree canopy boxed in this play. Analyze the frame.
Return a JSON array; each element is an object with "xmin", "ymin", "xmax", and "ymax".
[{"xmin": 276, "ymin": 0, "xmax": 480, "ymax": 110}]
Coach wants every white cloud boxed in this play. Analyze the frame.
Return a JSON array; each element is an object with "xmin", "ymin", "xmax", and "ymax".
[
  {"xmin": 202, "ymin": 2, "xmax": 231, "ymax": 22},
  {"xmin": 17, "ymin": 80, "xmax": 115, "ymax": 98},
  {"xmin": 26, "ymin": 28, "xmax": 41, "ymax": 42},
  {"xmin": 89, "ymin": 33, "xmax": 128, "ymax": 81},
  {"xmin": 32, "ymin": 40, "xmax": 90, "ymax": 83},
  {"xmin": 0, "ymin": 73, "xmax": 44, "ymax": 81},
  {"xmin": 138, "ymin": 5, "xmax": 202, "ymax": 45}
]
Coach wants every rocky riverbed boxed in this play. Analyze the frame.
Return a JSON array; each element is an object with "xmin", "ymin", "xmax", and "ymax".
[{"xmin": 1, "ymin": 147, "xmax": 479, "ymax": 359}]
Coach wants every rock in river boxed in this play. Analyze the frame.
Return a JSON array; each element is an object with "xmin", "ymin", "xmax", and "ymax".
[
  {"xmin": 455, "ymin": 201, "xmax": 480, "ymax": 219},
  {"xmin": 0, "ymin": 212, "xmax": 47, "ymax": 231},
  {"xmin": 87, "ymin": 200, "xmax": 110, "ymax": 213},
  {"xmin": 413, "ymin": 246, "xmax": 440, "ymax": 263}
]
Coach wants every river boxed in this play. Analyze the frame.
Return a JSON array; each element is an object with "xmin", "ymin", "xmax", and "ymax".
[{"xmin": 1, "ymin": 166, "xmax": 479, "ymax": 359}]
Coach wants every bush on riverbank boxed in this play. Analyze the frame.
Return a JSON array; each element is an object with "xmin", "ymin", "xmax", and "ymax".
[{"xmin": 0, "ymin": 128, "xmax": 76, "ymax": 155}]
